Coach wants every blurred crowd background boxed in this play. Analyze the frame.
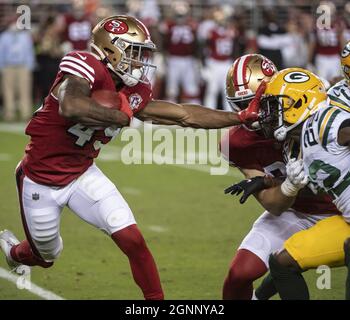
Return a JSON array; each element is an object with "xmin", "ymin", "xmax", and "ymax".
[{"xmin": 0, "ymin": 0, "xmax": 349, "ymax": 122}]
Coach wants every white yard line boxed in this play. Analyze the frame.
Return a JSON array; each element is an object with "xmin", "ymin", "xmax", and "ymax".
[
  {"xmin": 0, "ymin": 267, "xmax": 65, "ymax": 300},
  {"xmin": 121, "ymin": 187, "xmax": 142, "ymax": 196},
  {"xmin": 0, "ymin": 153, "xmax": 12, "ymax": 161},
  {"xmin": 100, "ymin": 145, "xmax": 242, "ymax": 178},
  {"xmin": 0, "ymin": 123, "xmax": 26, "ymax": 134},
  {"xmin": 0, "ymin": 125, "xmax": 242, "ymax": 178},
  {"xmin": 147, "ymin": 225, "xmax": 168, "ymax": 233}
]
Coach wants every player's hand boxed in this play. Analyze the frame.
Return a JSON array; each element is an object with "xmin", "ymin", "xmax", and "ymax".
[
  {"xmin": 237, "ymin": 81, "xmax": 266, "ymax": 124},
  {"xmin": 118, "ymin": 92, "xmax": 133, "ymax": 120},
  {"xmin": 286, "ymin": 158, "xmax": 308, "ymax": 186},
  {"xmin": 224, "ymin": 176, "xmax": 267, "ymax": 204},
  {"xmin": 281, "ymin": 158, "xmax": 308, "ymax": 197}
]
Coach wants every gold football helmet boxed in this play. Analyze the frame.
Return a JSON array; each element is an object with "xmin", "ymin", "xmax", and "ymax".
[
  {"xmin": 258, "ymin": 68, "xmax": 327, "ymax": 141},
  {"xmin": 91, "ymin": 15, "xmax": 157, "ymax": 86},
  {"xmin": 226, "ymin": 54, "xmax": 277, "ymax": 112},
  {"xmin": 341, "ymin": 41, "xmax": 350, "ymax": 83}
]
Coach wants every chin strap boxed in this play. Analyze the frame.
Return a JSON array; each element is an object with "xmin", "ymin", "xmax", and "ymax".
[
  {"xmin": 273, "ymin": 100, "xmax": 327, "ymax": 142},
  {"xmin": 274, "ymin": 126, "xmax": 287, "ymax": 141},
  {"xmin": 91, "ymin": 43, "xmax": 115, "ymax": 72}
]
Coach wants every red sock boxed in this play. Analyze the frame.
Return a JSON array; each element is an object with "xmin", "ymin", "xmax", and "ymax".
[
  {"xmin": 10, "ymin": 240, "xmax": 53, "ymax": 268},
  {"xmin": 223, "ymin": 249, "xmax": 267, "ymax": 300},
  {"xmin": 112, "ymin": 224, "xmax": 164, "ymax": 300}
]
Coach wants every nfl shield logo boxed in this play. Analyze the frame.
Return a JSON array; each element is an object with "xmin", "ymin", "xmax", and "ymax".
[
  {"xmin": 32, "ymin": 193, "xmax": 40, "ymax": 201},
  {"xmin": 129, "ymin": 93, "xmax": 143, "ymax": 110}
]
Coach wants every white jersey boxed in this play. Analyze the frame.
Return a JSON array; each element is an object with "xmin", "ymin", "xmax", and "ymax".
[
  {"xmin": 301, "ymin": 104, "xmax": 350, "ymax": 222},
  {"xmin": 327, "ymin": 79, "xmax": 350, "ymax": 111}
]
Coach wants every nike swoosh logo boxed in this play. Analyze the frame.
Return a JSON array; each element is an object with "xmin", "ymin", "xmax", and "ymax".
[{"xmin": 76, "ymin": 53, "xmax": 87, "ymax": 60}]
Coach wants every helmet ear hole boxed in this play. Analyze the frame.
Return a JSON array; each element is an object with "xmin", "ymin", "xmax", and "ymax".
[
  {"xmin": 104, "ymin": 47, "xmax": 114, "ymax": 54},
  {"xmin": 293, "ymin": 99, "xmax": 302, "ymax": 109}
]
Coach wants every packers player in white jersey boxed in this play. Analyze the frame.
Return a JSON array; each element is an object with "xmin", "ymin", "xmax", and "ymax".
[
  {"xmin": 327, "ymin": 41, "xmax": 350, "ymax": 112},
  {"xmin": 255, "ymin": 60, "xmax": 350, "ymax": 299}
]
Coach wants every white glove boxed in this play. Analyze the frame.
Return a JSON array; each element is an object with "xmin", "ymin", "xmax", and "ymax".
[{"xmin": 281, "ymin": 158, "xmax": 308, "ymax": 197}]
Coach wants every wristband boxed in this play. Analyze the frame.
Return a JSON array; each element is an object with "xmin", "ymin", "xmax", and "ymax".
[{"xmin": 280, "ymin": 178, "xmax": 300, "ymax": 197}]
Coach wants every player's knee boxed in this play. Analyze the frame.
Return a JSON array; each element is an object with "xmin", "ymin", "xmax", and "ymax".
[
  {"xmin": 226, "ymin": 266, "xmax": 250, "ymax": 285},
  {"xmin": 34, "ymin": 236, "xmax": 63, "ymax": 262},
  {"xmin": 225, "ymin": 249, "xmax": 268, "ymax": 285},
  {"xmin": 112, "ymin": 225, "xmax": 147, "ymax": 256},
  {"xmin": 226, "ymin": 260, "xmax": 257, "ymax": 285},
  {"xmin": 270, "ymin": 250, "xmax": 300, "ymax": 271}
]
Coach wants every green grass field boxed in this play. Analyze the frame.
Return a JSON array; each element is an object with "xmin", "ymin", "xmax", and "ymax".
[{"xmin": 0, "ymin": 124, "xmax": 347, "ymax": 300}]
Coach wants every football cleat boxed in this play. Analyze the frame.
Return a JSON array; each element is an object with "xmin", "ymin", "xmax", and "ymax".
[{"xmin": 0, "ymin": 229, "xmax": 22, "ymax": 271}]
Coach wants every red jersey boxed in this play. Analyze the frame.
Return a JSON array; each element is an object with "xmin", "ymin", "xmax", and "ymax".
[
  {"xmin": 22, "ymin": 51, "xmax": 152, "ymax": 187},
  {"xmin": 314, "ymin": 24, "xmax": 342, "ymax": 55},
  {"xmin": 161, "ymin": 20, "xmax": 197, "ymax": 56},
  {"xmin": 63, "ymin": 14, "xmax": 92, "ymax": 50},
  {"xmin": 220, "ymin": 126, "xmax": 340, "ymax": 215},
  {"xmin": 207, "ymin": 26, "xmax": 235, "ymax": 61}
]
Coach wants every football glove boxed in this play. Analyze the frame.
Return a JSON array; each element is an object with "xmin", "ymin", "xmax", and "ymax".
[
  {"xmin": 224, "ymin": 176, "xmax": 267, "ymax": 204},
  {"xmin": 118, "ymin": 91, "xmax": 133, "ymax": 121},
  {"xmin": 237, "ymin": 80, "xmax": 266, "ymax": 124},
  {"xmin": 280, "ymin": 158, "xmax": 308, "ymax": 197}
]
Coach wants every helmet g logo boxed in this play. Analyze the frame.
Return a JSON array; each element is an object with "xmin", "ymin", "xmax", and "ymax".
[
  {"xmin": 284, "ymin": 71, "xmax": 310, "ymax": 83},
  {"xmin": 104, "ymin": 20, "xmax": 129, "ymax": 34}
]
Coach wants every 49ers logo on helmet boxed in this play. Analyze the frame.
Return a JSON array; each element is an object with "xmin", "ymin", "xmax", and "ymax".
[
  {"xmin": 104, "ymin": 20, "xmax": 129, "ymax": 34},
  {"xmin": 261, "ymin": 59, "xmax": 275, "ymax": 76}
]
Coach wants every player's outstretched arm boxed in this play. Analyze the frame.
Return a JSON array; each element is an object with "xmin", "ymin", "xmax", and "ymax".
[
  {"xmin": 230, "ymin": 168, "xmax": 297, "ymax": 216},
  {"xmin": 135, "ymin": 100, "xmax": 254, "ymax": 128},
  {"xmin": 135, "ymin": 81, "xmax": 265, "ymax": 128},
  {"xmin": 135, "ymin": 99, "xmax": 239, "ymax": 128},
  {"xmin": 57, "ymin": 75, "xmax": 130, "ymax": 127}
]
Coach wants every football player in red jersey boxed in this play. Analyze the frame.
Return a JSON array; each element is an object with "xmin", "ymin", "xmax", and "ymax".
[
  {"xmin": 308, "ymin": 4, "xmax": 345, "ymax": 82},
  {"xmin": 58, "ymin": 0, "xmax": 94, "ymax": 52},
  {"xmin": 203, "ymin": 6, "xmax": 236, "ymax": 111},
  {"xmin": 0, "ymin": 15, "xmax": 258, "ymax": 300},
  {"xmin": 220, "ymin": 54, "xmax": 340, "ymax": 300},
  {"xmin": 160, "ymin": 2, "xmax": 200, "ymax": 103}
]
